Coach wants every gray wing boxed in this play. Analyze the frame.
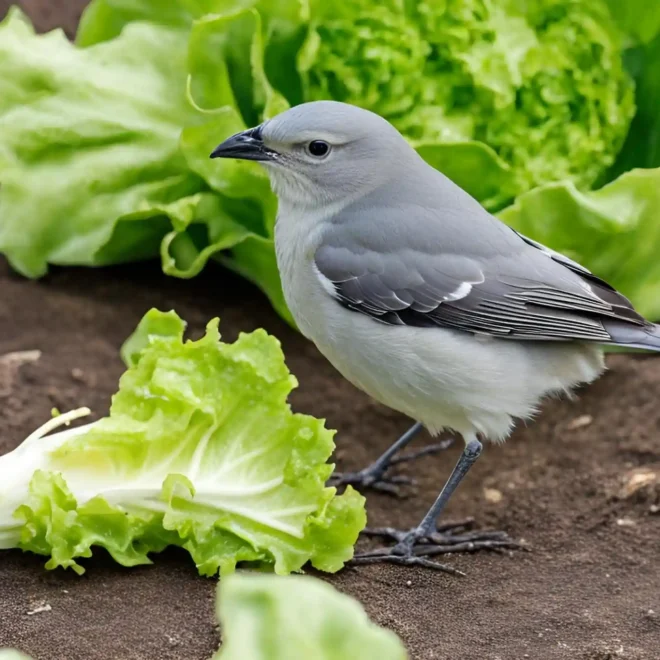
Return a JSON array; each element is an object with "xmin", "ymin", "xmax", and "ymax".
[{"xmin": 314, "ymin": 203, "xmax": 648, "ymax": 344}]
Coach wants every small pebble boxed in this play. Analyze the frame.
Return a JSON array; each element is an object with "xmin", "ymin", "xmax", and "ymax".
[
  {"xmin": 71, "ymin": 367, "xmax": 85, "ymax": 382},
  {"xmin": 566, "ymin": 414, "xmax": 592, "ymax": 431},
  {"xmin": 483, "ymin": 487, "xmax": 503, "ymax": 503},
  {"xmin": 165, "ymin": 634, "xmax": 180, "ymax": 646}
]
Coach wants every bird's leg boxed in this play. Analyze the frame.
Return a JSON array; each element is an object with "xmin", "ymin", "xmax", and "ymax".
[
  {"xmin": 351, "ymin": 437, "xmax": 522, "ymax": 573},
  {"xmin": 329, "ymin": 422, "xmax": 453, "ymax": 496}
]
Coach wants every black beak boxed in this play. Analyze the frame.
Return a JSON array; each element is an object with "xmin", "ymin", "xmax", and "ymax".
[{"xmin": 209, "ymin": 125, "xmax": 275, "ymax": 162}]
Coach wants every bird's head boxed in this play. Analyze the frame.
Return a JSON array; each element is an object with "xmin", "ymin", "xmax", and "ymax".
[{"xmin": 210, "ymin": 101, "xmax": 416, "ymax": 208}]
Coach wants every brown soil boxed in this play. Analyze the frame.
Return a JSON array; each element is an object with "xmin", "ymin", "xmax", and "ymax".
[{"xmin": 1, "ymin": 3, "xmax": 660, "ymax": 659}]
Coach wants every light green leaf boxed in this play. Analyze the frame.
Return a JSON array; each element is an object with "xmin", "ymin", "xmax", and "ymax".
[
  {"xmin": 15, "ymin": 471, "xmax": 177, "ymax": 575},
  {"xmin": 180, "ymin": 110, "xmax": 274, "ymax": 220},
  {"xmin": 181, "ymin": 7, "xmax": 289, "ymax": 206},
  {"xmin": 76, "ymin": 0, "xmax": 311, "ymax": 110},
  {"xmin": 217, "ymin": 234, "xmax": 293, "ymax": 327},
  {"xmin": 214, "ymin": 573, "xmax": 408, "ymax": 659},
  {"xmin": 76, "ymin": 0, "xmax": 229, "ymax": 46},
  {"xmin": 0, "ymin": 9, "xmax": 207, "ymax": 277},
  {"xmin": 0, "ymin": 310, "xmax": 365, "ymax": 574},
  {"xmin": 605, "ymin": 0, "xmax": 660, "ymax": 45},
  {"xmin": 92, "ymin": 191, "xmax": 223, "ymax": 267},
  {"xmin": 187, "ymin": 7, "xmax": 290, "ymax": 127},
  {"xmin": 181, "ymin": 7, "xmax": 298, "ymax": 322},
  {"xmin": 120, "ymin": 308, "xmax": 185, "ymax": 367},
  {"xmin": 498, "ymin": 168, "xmax": 660, "ymax": 321},
  {"xmin": 416, "ymin": 141, "xmax": 517, "ymax": 212}
]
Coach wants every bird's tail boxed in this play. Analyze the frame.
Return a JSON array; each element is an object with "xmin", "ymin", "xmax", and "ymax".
[{"xmin": 604, "ymin": 321, "xmax": 660, "ymax": 352}]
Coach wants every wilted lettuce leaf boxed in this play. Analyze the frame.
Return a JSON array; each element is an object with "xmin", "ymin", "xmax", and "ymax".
[
  {"xmin": 0, "ymin": 309, "xmax": 366, "ymax": 575},
  {"xmin": 214, "ymin": 573, "xmax": 408, "ymax": 659},
  {"xmin": 0, "ymin": 651, "xmax": 33, "ymax": 660},
  {"xmin": 499, "ymin": 168, "xmax": 660, "ymax": 321}
]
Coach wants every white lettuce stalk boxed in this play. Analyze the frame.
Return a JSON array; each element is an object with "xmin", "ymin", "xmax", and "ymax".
[{"xmin": 0, "ymin": 407, "xmax": 93, "ymax": 548}]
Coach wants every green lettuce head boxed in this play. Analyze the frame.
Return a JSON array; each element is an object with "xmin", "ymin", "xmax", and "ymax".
[
  {"xmin": 300, "ymin": 0, "xmax": 635, "ymax": 205},
  {"xmin": 301, "ymin": 2, "xmax": 430, "ymax": 119}
]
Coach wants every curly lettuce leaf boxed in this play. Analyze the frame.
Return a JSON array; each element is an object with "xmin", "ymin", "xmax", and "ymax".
[
  {"xmin": 214, "ymin": 573, "xmax": 408, "ymax": 659},
  {"xmin": 1, "ymin": 310, "xmax": 365, "ymax": 575},
  {"xmin": 498, "ymin": 168, "xmax": 660, "ymax": 321},
  {"xmin": 413, "ymin": 0, "xmax": 634, "ymax": 198},
  {"xmin": 13, "ymin": 471, "xmax": 177, "ymax": 574}
]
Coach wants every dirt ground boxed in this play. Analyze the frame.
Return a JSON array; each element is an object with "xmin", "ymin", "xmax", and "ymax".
[
  {"xmin": 2, "ymin": 258, "xmax": 660, "ymax": 660},
  {"xmin": 1, "ymin": 3, "xmax": 660, "ymax": 659}
]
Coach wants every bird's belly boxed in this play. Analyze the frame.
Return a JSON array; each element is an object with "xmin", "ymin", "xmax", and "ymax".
[{"xmin": 304, "ymin": 299, "xmax": 605, "ymax": 442}]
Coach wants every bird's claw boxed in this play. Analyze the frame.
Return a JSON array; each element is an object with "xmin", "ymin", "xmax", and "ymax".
[
  {"xmin": 351, "ymin": 521, "xmax": 525, "ymax": 573},
  {"xmin": 362, "ymin": 517, "xmax": 477, "ymax": 542},
  {"xmin": 350, "ymin": 552, "xmax": 465, "ymax": 575},
  {"xmin": 328, "ymin": 469, "xmax": 414, "ymax": 496}
]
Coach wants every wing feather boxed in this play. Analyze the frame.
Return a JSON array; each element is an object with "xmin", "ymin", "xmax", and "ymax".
[{"xmin": 314, "ymin": 224, "xmax": 646, "ymax": 343}]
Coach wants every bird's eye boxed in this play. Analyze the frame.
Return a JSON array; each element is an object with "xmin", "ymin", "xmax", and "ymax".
[{"xmin": 307, "ymin": 140, "xmax": 330, "ymax": 158}]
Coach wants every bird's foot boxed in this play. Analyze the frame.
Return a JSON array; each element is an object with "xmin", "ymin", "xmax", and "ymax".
[
  {"xmin": 350, "ymin": 518, "xmax": 524, "ymax": 574},
  {"xmin": 329, "ymin": 439, "xmax": 453, "ymax": 496},
  {"xmin": 329, "ymin": 468, "xmax": 413, "ymax": 496}
]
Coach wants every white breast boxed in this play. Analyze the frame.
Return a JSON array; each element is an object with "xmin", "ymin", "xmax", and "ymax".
[{"xmin": 274, "ymin": 211, "xmax": 335, "ymax": 340}]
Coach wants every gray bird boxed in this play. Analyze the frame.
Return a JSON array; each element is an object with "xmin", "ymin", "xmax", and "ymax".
[{"xmin": 210, "ymin": 101, "xmax": 660, "ymax": 571}]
